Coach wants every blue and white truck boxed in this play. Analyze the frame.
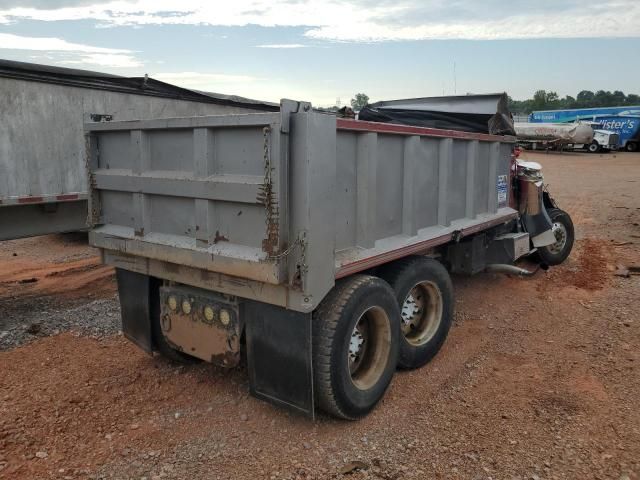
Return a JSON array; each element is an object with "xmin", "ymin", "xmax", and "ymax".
[{"xmin": 529, "ymin": 106, "xmax": 640, "ymax": 152}]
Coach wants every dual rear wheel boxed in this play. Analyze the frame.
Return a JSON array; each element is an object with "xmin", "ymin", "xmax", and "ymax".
[
  {"xmin": 152, "ymin": 258, "xmax": 454, "ymax": 420},
  {"xmin": 312, "ymin": 257, "xmax": 453, "ymax": 419}
]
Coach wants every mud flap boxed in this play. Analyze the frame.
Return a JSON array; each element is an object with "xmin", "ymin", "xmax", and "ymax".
[
  {"xmin": 244, "ymin": 301, "xmax": 314, "ymax": 418},
  {"xmin": 115, "ymin": 268, "xmax": 153, "ymax": 353}
]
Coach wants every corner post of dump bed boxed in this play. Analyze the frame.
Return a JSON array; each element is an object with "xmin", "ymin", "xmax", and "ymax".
[{"xmin": 245, "ymin": 100, "xmax": 337, "ymax": 418}]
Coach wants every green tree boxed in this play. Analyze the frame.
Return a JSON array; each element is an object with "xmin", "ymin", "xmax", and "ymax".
[
  {"xmin": 576, "ymin": 90, "xmax": 595, "ymax": 107},
  {"xmin": 531, "ymin": 90, "xmax": 548, "ymax": 111},
  {"xmin": 612, "ymin": 90, "xmax": 626, "ymax": 105},
  {"xmin": 594, "ymin": 90, "xmax": 612, "ymax": 107},
  {"xmin": 350, "ymin": 93, "xmax": 370, "ymax": 111},
  {"xmin": 626, "ymin": 94, "xmax": 640, "ymax": 105},
  {"xmin": 561, "ymin": 95, "xmax": 576, "ymax": 109},
  {"xmin": 508, "ymin": 89, "xmax": 638, "ymax": 114}
]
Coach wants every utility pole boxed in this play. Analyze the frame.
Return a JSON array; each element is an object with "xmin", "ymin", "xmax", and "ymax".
[{"xmin": 453, "ymin": 61, "xmax": 457, "ymax": 95}]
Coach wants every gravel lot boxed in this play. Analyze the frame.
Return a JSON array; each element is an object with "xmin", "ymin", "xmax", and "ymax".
[
  {"xmin": 0, "ymin": 233, "xmax": 117, "ymax": 351},
  {"xmin": 0, "ymin": 298, "xmax": 120, "ymax": 350},
  {"xmin": 0, "ymin": 151, "xmax": 639, "ymax": 480}
]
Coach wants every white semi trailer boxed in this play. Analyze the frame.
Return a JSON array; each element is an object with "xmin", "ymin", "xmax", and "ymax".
[{"xmin": 0, "ymin": 60, "xmax": 277, "ymax": 241}]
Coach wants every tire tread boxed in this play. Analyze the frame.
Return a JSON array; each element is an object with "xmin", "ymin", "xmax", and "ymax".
[{"xmin": 312, "ymin": 275, "xmax": 381, "ymax": 419}]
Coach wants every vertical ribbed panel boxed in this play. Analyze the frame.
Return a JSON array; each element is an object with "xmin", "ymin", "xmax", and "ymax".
[
  {"xmin": 131, "ymin": 130, "xmax": 150, "ymax": 237},
  {"xmin": 437, "ymin": 137, "xmax": 452, "ymax": 226},
  {"xmin": 193, "ymin": 127, "xmax": 214, "ymax": 247},
  {"xmin": 402, "ymin": 135, "xmax": 419, "ymax": 236},
  {"xmin": 356, "ymin": 132, "xmax": 377, "ymax": 248},
  {"xmin": 487, "ymin": 142, "xmax": 500, "ymax": 213},
  {"xmin": 465, "ymin": 140, "xmax": 478, "ymax": 219}
]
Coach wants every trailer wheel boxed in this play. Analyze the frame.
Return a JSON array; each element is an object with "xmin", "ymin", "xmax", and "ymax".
[
  {"xmin": 537, "ymin": 208, "xmax": 574, "ymax": 266},
  {"xmin": 313, "ymin": 275, "xmax": 400, "ymax": 419},
  {"xmin": 150, "ymin": 279, "xmax": 200, "ymax": 364},
  {"xmin": 379, "ymin": 256, "xmax": 453, "ymax": 369},
  {"xmin": 588, "ymin": 141, "xmax": 600, "ymax": 153}
]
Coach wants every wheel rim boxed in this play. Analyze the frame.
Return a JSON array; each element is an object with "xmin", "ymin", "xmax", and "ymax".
[
  {"xmin": 400, "ymin": 281, "xmax": 443, "ymax": 346},
  {"xmin": 547, "ymin": 221, "xmax": 567, "ymax": 254},
  {"xmin": 589, "ymin": 144, "xmax": 598, "ymax": 152},
  {"xmin": 348, "ymin": 306, "xmax": 392, "ymax": 391}
]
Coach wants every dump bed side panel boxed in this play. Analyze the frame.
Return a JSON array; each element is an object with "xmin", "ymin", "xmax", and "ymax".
[{"xmin": 333, "ymin": 120, "xmax": 517, "ymax": 277}]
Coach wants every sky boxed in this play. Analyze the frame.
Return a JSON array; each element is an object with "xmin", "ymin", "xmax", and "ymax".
[{"xmin": 0, "ymin": 1, "xmax": 639, "ymax": 107}]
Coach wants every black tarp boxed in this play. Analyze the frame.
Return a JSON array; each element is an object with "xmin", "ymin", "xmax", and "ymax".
[
  {"xmin": 0, "ymin": 59, "xmax": 279, "ymax": 111},
  {"xmin": 358, "ymin": 93, "xmax": 515, "ymax": 136}
]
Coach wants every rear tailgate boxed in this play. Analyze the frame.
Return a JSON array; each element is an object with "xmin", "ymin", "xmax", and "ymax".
[{"xmin": 86, "ymin": 111, "xmax": 288, "ymax": 285}]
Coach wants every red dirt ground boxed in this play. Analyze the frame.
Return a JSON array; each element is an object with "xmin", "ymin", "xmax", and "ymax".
[{"xmin": 1, "ymin": 151, "xmax": 639, "ymax": 480}]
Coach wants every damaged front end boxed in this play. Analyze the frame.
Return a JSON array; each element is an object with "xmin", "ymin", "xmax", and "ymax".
[{"xmin": 515, "ymin": 160, "xmax": 557, "ymax": 248}]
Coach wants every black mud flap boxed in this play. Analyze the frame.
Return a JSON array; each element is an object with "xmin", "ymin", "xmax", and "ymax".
[
  {"xmin": 115, "ymin": 268, "xmax": 154, "ymax": 353},
  {"xmin": 244, "ymin": 301, "xmax": 314, "ymax": 418}
]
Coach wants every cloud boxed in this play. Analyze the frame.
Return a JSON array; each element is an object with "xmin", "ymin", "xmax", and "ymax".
[
  {"xmin": 152, "ymin": 71, "xmax": 257, "ymax": 91},
  {"xmin": 255, "ymin": 44, "xmax": 306, "ymax": 49},
  {"xmin": 0, "ymin": 32, "xmax": 142, "ymax": 67},
  {"xmin": 58, "ymin": 52, "xmax": 142, "ymax": 67},
  {"xmin": 0, "ymin": 0, "xmax": 108, "ymax": 8},
  {"xmin": 0, "ymin": 1, "xmax": 639, "ymax": 41}
]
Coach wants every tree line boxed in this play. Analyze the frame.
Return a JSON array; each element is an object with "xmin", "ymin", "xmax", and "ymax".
[{"xmin": 509, "ymin": 90, "xmax": 640, "ymax": 114}]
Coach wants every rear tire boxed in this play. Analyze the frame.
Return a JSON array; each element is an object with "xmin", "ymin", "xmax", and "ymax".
[
  {"xmin": 312, "ymin": 275, "xmax": 400, "ymax": 419},
  {"xmin": 379, "ymin": 256, "xmax": 454, "ymax": 369},
  {"xmin": 537, "ymin": 208, "xmax": 574, "ymax": 266}
]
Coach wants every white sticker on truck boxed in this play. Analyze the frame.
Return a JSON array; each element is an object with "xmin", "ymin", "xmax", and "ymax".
[{"xmin": 497, "ymin": 175, "xmax": 508, "ymax": 208}]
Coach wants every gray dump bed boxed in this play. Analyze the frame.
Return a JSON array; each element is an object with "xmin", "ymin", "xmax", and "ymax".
[{"xmin": 87, "ymin": 100, "xmax": 517, "ymax": 311}]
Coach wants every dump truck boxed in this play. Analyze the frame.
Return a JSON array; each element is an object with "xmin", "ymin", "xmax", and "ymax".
[{"xmin": 85, "ymin": 98, "xmax": 574, "ymax": 419}]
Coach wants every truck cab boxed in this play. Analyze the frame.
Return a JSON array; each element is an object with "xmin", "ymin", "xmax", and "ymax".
[{"xmin": 588, "ymin": 129, "xmax": 620, "ymax": 153}]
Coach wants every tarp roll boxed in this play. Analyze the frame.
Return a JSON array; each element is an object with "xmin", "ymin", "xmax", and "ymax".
[{"xmin": 358, "ymin": 93, "xmax": 515, "ymax": 136}]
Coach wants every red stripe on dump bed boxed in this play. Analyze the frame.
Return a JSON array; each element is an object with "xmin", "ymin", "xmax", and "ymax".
[
  {"xmin": 56, "ymin": 194, "xmax": 80, "ymax": 201},
  {"xmin": 336, "ymin": 118, "xmax": 514, "ymax": 143},
  {"xmin": 17, "ymin": 196, "xmax": 44, "ymax": 204},
  {"xmin": 334, "ymin": 212, "xmax": 518, "ymax": 279}
]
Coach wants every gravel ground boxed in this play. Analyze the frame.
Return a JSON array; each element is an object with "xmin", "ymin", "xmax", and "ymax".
[
  {"xmin": 0, "ymin": 233, "xmax": 117, "ymax": 351},
  {"xmin": 0, "ymin": 297, "xmax": 120, "ymax": 350},
  {"xmin": 0, "ymin": 151, "xmax": 639, "ymax": 480}
]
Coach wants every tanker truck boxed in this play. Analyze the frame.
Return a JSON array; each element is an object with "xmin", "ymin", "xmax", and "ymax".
[
  {"xmin": 514, "ymin": 122, "xmax": 594, "ymax": 151},
  {"xmin": 85, "ymin": 96, "xmax": 574, "ymax": 419}
]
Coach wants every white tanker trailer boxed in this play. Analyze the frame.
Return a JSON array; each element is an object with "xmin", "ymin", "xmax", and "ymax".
[{"xmin": 514, "ymin": 122, "xmax": 594, "ymax": 148}]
